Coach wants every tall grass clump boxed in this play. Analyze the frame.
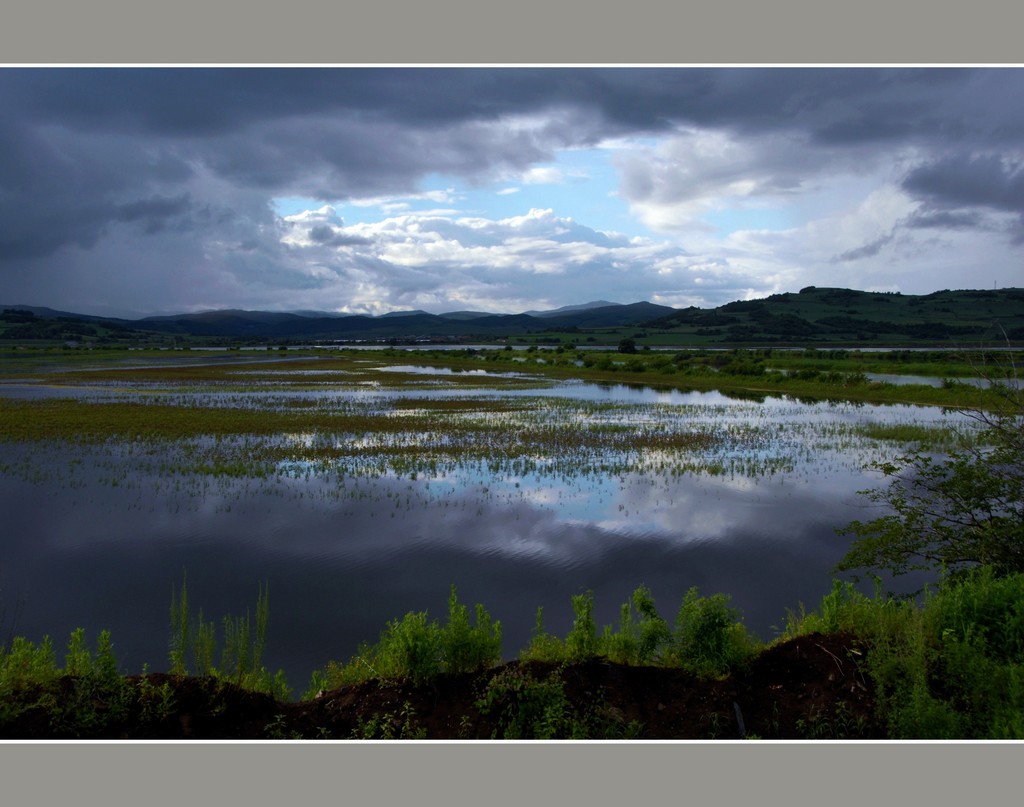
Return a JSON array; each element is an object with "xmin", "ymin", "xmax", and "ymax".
[
  {"xmin": 663, "ymin": 587, "xmax": 758, "ymax": 677},
  {"xmin": 518, "ymin": 606, "xmax": 567, "ymax": 663},
  {"xmin": 537, "ymin": 588, "xmax": 672, "ymax": 664},
  {"xmin": 599, "ymin": 586, "xmax": 671, "ymax": 665},
  {"xmin": 168, "ymin": 573, "xmax": 290, "ymax": 700},
  {"xmin": 0, "ymin": 628, "xmax": 166, "ymax": 737},
  {"xmin": 521, "ymin": 586, "xmax": 752, "ymax": 674},
  {"xmin": 305, "ymin": 585, "xmax": 502, "ymax": 695},
  {"xmin": 440, "ymin": 585, "xmax": 503, "ymax": 676},
  {"xmin": 0, "ymin": 635, "xmax": 59, "ymax": 694},
  {"xmin": 785, "ymin": 570, "xmax": 1024, "ymax": 738},
  {"xmin": 782, "ymin": 578, "xmax": 917, "ymax": 643},
  {"xmin": 0, "ymin": 629, "xmax": 121, "ymax": 695}
]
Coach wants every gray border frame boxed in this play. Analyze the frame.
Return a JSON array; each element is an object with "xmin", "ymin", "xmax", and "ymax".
[
  {"xmin": 1, "ymin": 1, "xmax": 1019, "ymax": 804},
  {"xmin": 2, "ymin": 0, "xmax": 1022, "ymax": 64},
  {"xmin": 3, "ymin": 741, "xmax": 1020, "ymax": 803}
]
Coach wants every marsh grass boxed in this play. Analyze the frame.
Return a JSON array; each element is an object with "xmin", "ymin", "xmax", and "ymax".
[
  {"xmin": 0, "ymin": 344, "xmax": 986, "ymax": 502},
  {"xmin": 852, "ymin": 422, "xmax": 974, "ymax": 451},
  {"xmin": 305, "ymin": 585, "xmax": 502, "ymax": 693},
  {"xmin": 784, "ymin": 570, "xmax": 1024, "ymax": 738},
  {"xmin": 168, "ymin": 573, "xmax": 290, "ymax": 699},
  {"xmin": 0, "ymin": 627, "xmax": 176, "ymax": 737},
  {"xmin": 520, "ymin": 586, "xmax": 758, "ymax": 676},
  {"xmin": 1, "ymin": 386, "xmax": 807, "ymax": 491}
]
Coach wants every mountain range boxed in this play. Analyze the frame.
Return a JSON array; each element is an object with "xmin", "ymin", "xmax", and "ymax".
[
  {"xmin": 0, "ymin": 300, "xmax": 676, "ymax": 341},
  {"xmin": 3, "ymin": 288, "xmax": 1023, "ymax": 345}
]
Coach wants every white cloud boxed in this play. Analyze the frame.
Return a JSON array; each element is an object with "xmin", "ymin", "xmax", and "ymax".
[
  {"xmin": 347, "ymin": 188, "xmax": 460, "ymax": 210},
  {"xmin": 614, "ymin": 127, "xmax": 898, "ymax": 237},
  {"xmin": 521, "ymin": 166, "xmax": 565, "ymax": 184},
  {"xmin": 265, "ymin": 205, "xmax": 723, "ymax": 312},
  {"xmin": 282, "ymin": 205, "xmax": 341, "ymax": 225}
]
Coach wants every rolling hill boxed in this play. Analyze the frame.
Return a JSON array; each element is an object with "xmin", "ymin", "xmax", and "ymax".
[{"xmin": 3, "ymin": 288, "xmax": 1022, "ymax": 346}]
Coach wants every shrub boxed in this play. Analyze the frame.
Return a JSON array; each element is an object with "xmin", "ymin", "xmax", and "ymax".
[
  {"xmin": 307, "ymin": 586, "xmax": 502, "ymax": 692},
  {"xmin": 519, "ymin": 607, "xmax": 566, "ymax": 663},
  {"xmin": 375, "ymin": 611, "xmax": 442, "ymax": 684},
  {"xmin": 665, "ymin": 587, "xmax": 757, "ymax": 677},
  {"xmin": 837, "ymin": 365, "xmax": 1023, "ymax": 579},
  {"xmin": 565, "ymin": 591, "xmax": 598, "ymax": 661},
  {"xmin": 476, "ymin": 665, "xmax": 571, "ymax": 739},
  {"xmin": 600, "ymin": 586, "xmax": 670, "ymax": 665}
]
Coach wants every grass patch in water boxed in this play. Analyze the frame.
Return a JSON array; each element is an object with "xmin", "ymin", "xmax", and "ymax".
[{"xmin": 851, "ymin": 423, "xmax": 968, "ymax": 450}]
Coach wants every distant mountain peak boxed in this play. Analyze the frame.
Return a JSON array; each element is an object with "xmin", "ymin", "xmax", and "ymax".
[
  {"xmin": 438, "ymin": 310, "xmax": 496, "ymax": 320},
  {"xmin": 525, "ymin": 300, "xmax": 620, "ymax": 317}
]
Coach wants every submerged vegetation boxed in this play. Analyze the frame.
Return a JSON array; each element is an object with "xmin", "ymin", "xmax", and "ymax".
[{"xmin": 0, "ymin": 345, "xmax": 1005, "ymax": 494}]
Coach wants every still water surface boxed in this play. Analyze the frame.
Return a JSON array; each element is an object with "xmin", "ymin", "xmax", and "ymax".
[{"xmin": 0, "ymin": 372, "xmax": 968, "ymax": 689}]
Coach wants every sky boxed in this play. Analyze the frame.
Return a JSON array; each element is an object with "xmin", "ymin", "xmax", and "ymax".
[{"xmin": 0, "ymin": 67, "xmax": 1022, "ymax": 318}]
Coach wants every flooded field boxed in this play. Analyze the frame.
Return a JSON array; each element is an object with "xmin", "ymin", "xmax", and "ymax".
[{"xmin": 0, "ymin": 350, "xmax": 980, "ymax": 690}]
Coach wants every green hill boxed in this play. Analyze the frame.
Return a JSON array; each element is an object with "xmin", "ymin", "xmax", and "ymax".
[
  {"xmin": 3, "ymin": 288, "xmax": 1022, "ymax": 346},
  {"xmin": 645, "ymin": 287, "xmax": 1024, "ymax": 345}
]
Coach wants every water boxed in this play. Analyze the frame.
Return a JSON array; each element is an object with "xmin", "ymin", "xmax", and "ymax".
[
  {"xmin": 0, "ymin": 366, "xmax": 969, "ymax": 690},
  {"xmin": 863, "ymin": 372, "xmax": 1021, "ymax": 389}
]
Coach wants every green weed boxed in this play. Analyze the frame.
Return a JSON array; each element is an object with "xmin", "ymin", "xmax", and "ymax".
[
  {"xmin": 476, "ymin": 665, "xmax": 573, "ymax": 739},
  {"xmin": 783, "ymin": 569, "xmax": 1024, "ymax": 738},
  {"xmin": 307, "ymin": 585, "xmax": 502, "ymax": 691},
  {"xmin": 167, "ymin": 572, "xmax": 291, "ymax": 700},
  {"xmin": 439, "ymin": 585, "xmax": 503, "ymax": 676},
  {"xmin": 519, "ymin": 607, "xmax": 566, "ymax": 663},
  {"xmin": 795, "ymin": 701, "xmax": 870, "ymax": 739},
  {"xmin": 664, "ymin": 587, "xmax": 758, "ymax": 677},
  {"xmin": 599, "ymin": 586, "xmax": 671, "ymax": 665},
  {"xmin": 351, "ymin": 700, "xmax": 427, "ymax": 740},
  {"xmin": 565, "ymin": 591, "xmax": 598, "ymax": 662}
]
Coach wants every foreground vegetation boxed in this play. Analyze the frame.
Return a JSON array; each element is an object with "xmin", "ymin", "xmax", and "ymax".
[{"xmin": 2, "ymin": 569, "xmax": 1023, "ymax": 739}]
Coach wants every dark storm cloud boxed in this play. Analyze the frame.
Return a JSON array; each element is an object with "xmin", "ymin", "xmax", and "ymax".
[
  {"xmin": 306, "ymin": 225, "xmax": 372, "ymax": 247},
  {"xmin": 4, "ymin": 67, "xmax": 1014, "ymax": 146},
  {"xmin": 1, "ymin": 67, "xmax": 1023, "ymax": 313},
  {"xmin": 902, "ymin": 209, "xmax": 986, "ymax": 230},
  {"xmin": 308, "ymin": 225, "xmax": 337, "ymax": 243},
  {"xmin": 833, "ymin": 232, "xmax": 897, "ymax": 263},
  {"xmin": 902, "ymin": 153, "xmax": 1024, "ymax": 214},
  {"xmin": 114, "ymin": 193, "xmax": 193, "ymax": 233}
]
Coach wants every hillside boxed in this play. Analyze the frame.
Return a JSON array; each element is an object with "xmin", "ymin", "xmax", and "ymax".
[
  {"xmin": 3, "ymin": 287, "xmax": 1022, "ymax": 345},
  {"xmin": 0, "ymin": 308, "xmax": 149, "ymax": 345},
  {"xmin": 645, "ymin": 287, "xmax": 1024, "ymax": 345}
]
